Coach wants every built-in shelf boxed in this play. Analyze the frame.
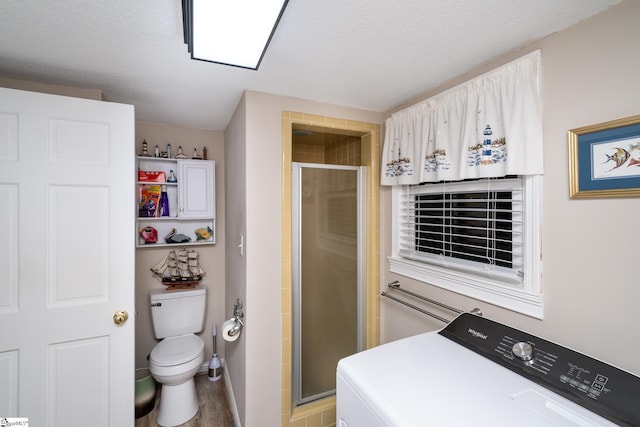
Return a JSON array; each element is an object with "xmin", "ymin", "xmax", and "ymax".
[{"xmin": 136, "ymin": 156, "xmax": 216, "ymax": 248}]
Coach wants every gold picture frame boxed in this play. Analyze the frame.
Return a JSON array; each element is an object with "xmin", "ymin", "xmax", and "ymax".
[{"xmin": 568, "ymin": 114, "xmax": 640, "ymax": 198}]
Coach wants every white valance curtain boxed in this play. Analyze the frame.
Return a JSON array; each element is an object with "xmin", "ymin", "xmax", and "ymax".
[{"xmin": 381, "ymin": 50, "xmax": 543, "ymax": 185}]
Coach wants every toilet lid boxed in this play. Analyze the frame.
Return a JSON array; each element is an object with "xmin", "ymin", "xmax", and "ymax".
[{"xmin": 150, "ymin": 334, "xmax": 204, "ymax": 367}]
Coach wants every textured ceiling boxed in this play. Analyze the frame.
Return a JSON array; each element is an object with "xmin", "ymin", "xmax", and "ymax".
[{"xmin": 0, "ymin": 0, "xmax": 621, "ymax": 130}]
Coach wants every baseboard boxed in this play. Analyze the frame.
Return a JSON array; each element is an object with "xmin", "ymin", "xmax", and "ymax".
[{"xmin": 223, "ymin": 362, "xmax": 242, "ymax": 427}]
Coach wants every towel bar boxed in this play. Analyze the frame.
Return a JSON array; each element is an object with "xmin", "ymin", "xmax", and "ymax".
[{"xmin": 381, "ymin": 280, "xmax": 482, "ymax": 323}]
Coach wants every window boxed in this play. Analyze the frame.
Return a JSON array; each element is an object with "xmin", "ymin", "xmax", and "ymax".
[{"xmin": 390, "ymin": 175, "xmax": 543, "ymax": 318}]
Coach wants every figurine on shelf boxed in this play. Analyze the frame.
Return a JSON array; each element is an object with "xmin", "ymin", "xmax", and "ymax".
[
  {"xmin": 167, "ymin": 170, "xmax": 177, "ymax": 183},
  {"xmin": 141, "ymin": 139, "xmax": 150, "ymax": 157},
  {"xmin": 139, "ymin": 226, "xmax": 158, "ymax": 244},
  {"xmin": 195, "ymin": 226, "xmax": 213, "ymax": 241},
  {"xmin": 175, "ymin": 145, "xmax": 188, "ymax": 159},
  {"xmin": 165, "ymin": 228, "xmax": 191, "ymax": 244},
  {"xmin": 192, "ymin": 148, "xmax": 202, "ymax": 159}
]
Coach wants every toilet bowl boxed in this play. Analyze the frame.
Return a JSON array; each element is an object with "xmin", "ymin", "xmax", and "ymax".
[
  {"xmin": 150, "ymin": 334, "xmax": 205, "ymax": 427},
  {"xmin": 148, "ymin": 286, "xmax": 207, "ymax": 427}
]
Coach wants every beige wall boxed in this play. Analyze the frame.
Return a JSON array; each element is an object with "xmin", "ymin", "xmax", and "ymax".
[
  {"xmin": 223, "ymin": 94, "xmax": 248, "ymax": 423},
  {"xmin": 225, "ymin": 91, "xmax": 382, "ymax": 426},
  {"xmin": 134, "ymin": 122, "xmax": 226, "ymax": 370},
  {"xmin": 380, "ymin": 0, "xmax": 640, "ymax": 376}
]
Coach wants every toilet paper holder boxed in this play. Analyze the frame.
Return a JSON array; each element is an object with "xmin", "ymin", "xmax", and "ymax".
[{"xmin": 228, "ymin": 299, "xmax": 244, "ymax": 337}]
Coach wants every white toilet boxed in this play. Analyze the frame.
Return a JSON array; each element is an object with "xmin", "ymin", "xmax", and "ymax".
[{"xmin": 149, "ymin": 286, "xmax": 206, "ymax": 427}]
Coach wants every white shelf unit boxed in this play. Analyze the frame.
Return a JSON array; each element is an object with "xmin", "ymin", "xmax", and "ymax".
[{"xmin": 136, "ymin": 156, "xmax": 216, "ymax": 248}]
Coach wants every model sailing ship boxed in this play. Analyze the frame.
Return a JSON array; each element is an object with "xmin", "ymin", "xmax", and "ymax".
[{"xmin": 151, "ymin": 248, "xmax": 205, "ymax": 290}]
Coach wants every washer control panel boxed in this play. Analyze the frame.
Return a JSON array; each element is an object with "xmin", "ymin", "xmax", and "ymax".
[{"xmin": 439, "ymin": 313, "xmax": 640, "ymax": 427}]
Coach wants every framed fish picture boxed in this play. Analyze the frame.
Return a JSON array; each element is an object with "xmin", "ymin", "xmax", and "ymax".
[{"xmin": 568, "ymin": 114, "xmax": 640, "ymax": 198}]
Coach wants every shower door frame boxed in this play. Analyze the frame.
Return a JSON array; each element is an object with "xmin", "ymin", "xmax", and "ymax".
[{"xmin": 291, "ymin": 162, "xmax": 367, "ymax": 406}]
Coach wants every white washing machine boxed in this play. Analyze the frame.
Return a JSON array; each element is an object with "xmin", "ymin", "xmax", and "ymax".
[{"xmin": 337, "ymin": 313, "xmax": 640, "ymax": 426}]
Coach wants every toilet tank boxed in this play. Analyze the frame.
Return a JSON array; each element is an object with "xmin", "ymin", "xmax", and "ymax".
[{"xmin": 150, "ymin": 286, "xmax": 206, "ymax": 339}]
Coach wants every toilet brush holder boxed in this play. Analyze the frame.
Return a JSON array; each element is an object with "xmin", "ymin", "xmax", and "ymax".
[
  {"xmin": 208, "ymin": 322, "xmax": 223, "ymax": 381},
  {"xmin": 208, "ymin": 354, "xmax": 222, "ymax": 381}
]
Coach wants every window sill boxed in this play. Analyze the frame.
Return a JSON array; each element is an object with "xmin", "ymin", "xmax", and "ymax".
[{"xmin": 388, "ymin": 256, "xmax": 543, "ymax": 319}]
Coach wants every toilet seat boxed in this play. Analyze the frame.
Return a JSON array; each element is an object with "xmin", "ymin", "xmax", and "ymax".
[{"xmin": 150, "ymin": 334, "xmax": 204, "ymax": 367}]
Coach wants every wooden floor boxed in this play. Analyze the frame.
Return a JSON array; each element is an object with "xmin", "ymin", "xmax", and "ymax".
[{"xmin": 135, "ymin": 373, "xmax": 235, "ymax": 427}]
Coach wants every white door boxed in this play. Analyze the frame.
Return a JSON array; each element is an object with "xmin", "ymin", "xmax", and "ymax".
[{"xmin": 0, "ymin": 87, "xmax": 135, "ymax": 426}]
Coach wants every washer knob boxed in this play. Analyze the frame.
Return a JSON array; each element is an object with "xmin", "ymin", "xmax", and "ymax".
[{"xmin": 512, "ymin": 341, "xmax": 534, "ymax": 361}]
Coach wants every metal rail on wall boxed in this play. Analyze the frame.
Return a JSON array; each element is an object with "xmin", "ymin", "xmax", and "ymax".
[{"xmin": 381, "ymin": 280, "xmax": 482, "ymax": 323}]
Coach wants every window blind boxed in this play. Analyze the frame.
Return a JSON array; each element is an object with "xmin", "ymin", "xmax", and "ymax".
[{"xmin": 398, "ymin": 177, "xmax": 524, "ymax": 282}]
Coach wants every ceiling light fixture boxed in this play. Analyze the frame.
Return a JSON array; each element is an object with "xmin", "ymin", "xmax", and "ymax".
[{"xmin": 182, "ymin": 0, "xmax": 289, "ymax": 70}]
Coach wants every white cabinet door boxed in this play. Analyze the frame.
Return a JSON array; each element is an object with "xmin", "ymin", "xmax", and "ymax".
[
  {"xmin": 178, "ymin": 160, "xmax": 215, "ymax": 219},
  {"xmin": 0, "ymin": 87, "xmax": 135, "ymax": 426}
]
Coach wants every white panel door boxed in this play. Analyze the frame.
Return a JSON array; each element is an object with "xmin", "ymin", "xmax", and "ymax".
[{"xmin": 0, "ymin": 87, "xmax": 135, "ymax": 426}]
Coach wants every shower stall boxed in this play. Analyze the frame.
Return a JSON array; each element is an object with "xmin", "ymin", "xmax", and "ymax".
[{"xmin": 291, "ymin": 162, "xmax": 366, "ymax": 406}]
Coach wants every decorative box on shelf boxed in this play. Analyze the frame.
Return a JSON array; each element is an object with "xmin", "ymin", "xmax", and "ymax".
[{"xmin": 138, "ymin": 171, "xmax": 166, "ymax": 182}]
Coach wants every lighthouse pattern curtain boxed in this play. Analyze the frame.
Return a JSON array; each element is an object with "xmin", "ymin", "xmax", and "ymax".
[{"xmin": 381, "ymin": 50, "xmax": 543, "ymax": 185}]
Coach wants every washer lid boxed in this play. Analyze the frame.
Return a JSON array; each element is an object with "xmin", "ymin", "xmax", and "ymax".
[{"xmin": 150, "ymin": 334, "xmax": 204, "ymax": 366}]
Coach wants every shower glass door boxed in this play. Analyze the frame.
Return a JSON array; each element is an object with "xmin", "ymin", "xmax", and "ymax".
[{"xmin": 292, "ymin": 163, "xmax": 365, "ymax": 406}]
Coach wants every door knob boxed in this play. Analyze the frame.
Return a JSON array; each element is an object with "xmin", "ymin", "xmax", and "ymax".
[{"xmin": 113, "ymin": 310, "xmax": 129, "ymax": 325}]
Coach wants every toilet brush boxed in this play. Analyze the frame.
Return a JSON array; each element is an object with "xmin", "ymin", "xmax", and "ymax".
[{"xmin": 208, "ymin": 322, "xmax": 222, "ymax": 381}]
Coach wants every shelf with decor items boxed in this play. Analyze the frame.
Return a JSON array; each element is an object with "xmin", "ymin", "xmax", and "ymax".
[{"xmin": 136, "ymin": 156, "xmax": 216, "ymax": 248}]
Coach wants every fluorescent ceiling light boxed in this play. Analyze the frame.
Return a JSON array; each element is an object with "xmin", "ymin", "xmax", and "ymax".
[{"xmin": 182, "ymin": 0, "xmax": 289, "ymax": 70}]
